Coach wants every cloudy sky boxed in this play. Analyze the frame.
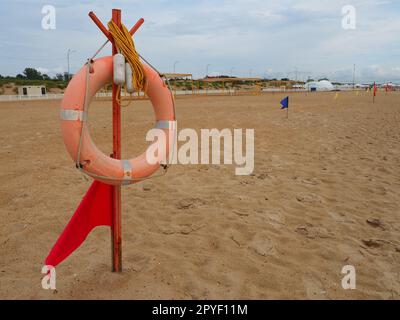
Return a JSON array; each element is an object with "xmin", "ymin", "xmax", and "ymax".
[{"xmin": 0, "ymin": 0, "xmax": 399, "ymax": 82}]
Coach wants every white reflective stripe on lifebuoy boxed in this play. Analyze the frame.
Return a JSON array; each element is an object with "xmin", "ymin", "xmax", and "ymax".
[
  {"xmin": 122, "ymin": 160, "xmax": 132, "ymax": 184},
  {"xmin": 60, "ymin": 110, "xmax": 85, "ymax": 121},
  {"xmin": 155, "ymin": 120, "xmax": 176, "ymax": 129}
]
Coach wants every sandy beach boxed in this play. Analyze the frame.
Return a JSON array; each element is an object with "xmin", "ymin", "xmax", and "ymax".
[{"xmin": 0, "ymin": 91, "xmax": 399, "ymax": 299}]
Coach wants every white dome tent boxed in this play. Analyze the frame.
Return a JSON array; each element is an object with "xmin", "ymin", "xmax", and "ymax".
[{"xmin": 305, "ymin": 80, "xmax": 335, "ymax": 91}]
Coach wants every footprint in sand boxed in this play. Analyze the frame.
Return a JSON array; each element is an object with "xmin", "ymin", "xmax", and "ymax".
[
  {"xmin": 247, "ymin": 233, "xmax": 277, "ymax": 258},
  {"xmin": 256, "ymin": 173, "xmax": 269, "ymax": 180},
  {"xmin": 248, "ymin": 239, "xmax": 276, "ymax": 257},
  {"xmin": 361, "ymin": 239, "xmax": 383, "ymax": 248},
  {"xmin": 161, "ymin": 223, "xmax": 204, "ymax": 236},
  {"xmin": 125, "ymin": 253, "xmax": 152, "ymax": 272},
  {"xmin": 366, "ymin": 218, "xmax": 386, "ymax": 231},
  {"xmin": 229, "ymin": 227, "xmax": 253, "ymax": 248},
  {"xmin": 295, "ymin": 225, "xmax": 333, "ymax": 239},
  {"xmin": 296, "ymin": 193, "xmax": 322, "ymax": 204},
  {"xmin": 326, "ymin": 211, "xmax": 346, "ymax": 222},
  {"xmin": 233, "ymin": 210, "xmax": 250, "ymax": 217},
  {"xmin": 302, "ymin": 275, "xmax": 328, "ymax": 299},
  {"xmin": 300, "ymin": 178, "xmax": 319, "ymax": 186},
  {"xmin": 176, "ymin": 198, "xmax": 206, "ymax": 210}
]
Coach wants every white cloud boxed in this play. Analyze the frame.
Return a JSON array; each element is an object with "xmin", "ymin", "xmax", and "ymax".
[
  {"xmin": 35, "ymin": 66, "xmax": 65, "ymax": 76},
  {"xmin": 36, "ymin": 67, "xmax": 50, "ymax": 75}
]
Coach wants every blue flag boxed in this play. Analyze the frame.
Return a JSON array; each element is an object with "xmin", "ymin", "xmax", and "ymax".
[{"xmin": 280, "ymin": 96, "xmax": 289, "ymax": 109}]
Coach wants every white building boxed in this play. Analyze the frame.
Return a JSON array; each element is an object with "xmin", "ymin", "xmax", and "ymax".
[
  {"xmin": 17, "ymin": 85, "xmax": 47, "ymax": 96},
  {"xmin": 355, "ymin": 83, "xmax": 369, "ymax": 89},
  {"xmin": 305, "ymin": 80, "xmax": 335, "ymax": 91}
]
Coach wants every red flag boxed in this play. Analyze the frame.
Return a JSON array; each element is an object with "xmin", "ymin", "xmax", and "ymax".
[
  {"xmin": 373, "ymin": 82, "xmax": 378, "ymax": 96},
  {"xmin": 45, "ymin": 181, "xmax": 113, "ymax": 267}
]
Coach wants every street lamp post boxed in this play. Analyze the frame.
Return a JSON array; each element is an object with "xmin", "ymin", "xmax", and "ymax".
[
  {"xmin": 205, "ymin": 64, "xmax": 211, "ymax": 95},
  {"xmin": 67, "ymin": 49, "xmax": 76, "ymax": 81},
  {"xmin": 173, "ymin": 60, "xmax": 179, "ymax": 74},
  {"xmin": 206, "ymin": 64, "xmax": 211, "ymax": 78}
]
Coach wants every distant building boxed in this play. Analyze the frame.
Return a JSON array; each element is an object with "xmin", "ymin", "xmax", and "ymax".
[
  {"xmin": 305, "ymin": 80, "xmax": 335, "ymax": 91},
  {"xmin": 17, "ymin": 85, "xmax": 47, "ymax": 96}
]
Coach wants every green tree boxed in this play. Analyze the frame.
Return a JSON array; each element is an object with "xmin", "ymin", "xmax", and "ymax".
[
  {"xmin": 55, "ymin": 73, "xmax": 64, "ymax": 81},
  {"xmin": 23, "ymin": 68, "xmax": 43, "ymax": 80}
]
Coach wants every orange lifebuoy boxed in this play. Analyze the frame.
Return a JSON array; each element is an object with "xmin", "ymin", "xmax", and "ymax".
[{"xmin": 60, "ymin": 56, "xmax": 176, "ymax": 185}]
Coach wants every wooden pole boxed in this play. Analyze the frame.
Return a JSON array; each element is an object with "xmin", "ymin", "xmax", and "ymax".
[
  {"xmin": 287, "ymin": 96, "xmax": 289, "ymax": 119},
  {"xmin": 89, "ymin": 11, "xmax": 114, "ymax": 42},
  {"xmin": 88, "ymin": 10, "xmax": 144, "ymax": 273},
  {"xmin": 111, "ymin": 8, "xmax": 122, "ymax": 273},
  {"xmin": 129, "ymin": 18, "xmax": 145, "ymax": 35}
]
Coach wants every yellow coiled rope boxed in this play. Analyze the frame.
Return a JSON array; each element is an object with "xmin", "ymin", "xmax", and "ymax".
[{"xmin": 108, "ymin": 20, "xmax": 147, "ymax": 94}]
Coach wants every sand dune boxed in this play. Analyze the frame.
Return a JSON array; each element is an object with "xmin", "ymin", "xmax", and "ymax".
[{"xmin": 0, "ymin": 91, "xmax": 399, "ymax": 299}]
